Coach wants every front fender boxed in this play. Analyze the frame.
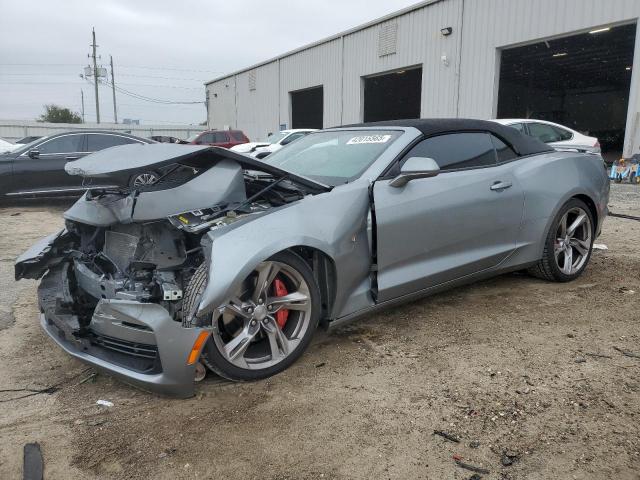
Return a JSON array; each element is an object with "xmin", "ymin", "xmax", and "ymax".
[{"xmin": 196, "ymin": 183, "xmax": 373, "ymax": 320}]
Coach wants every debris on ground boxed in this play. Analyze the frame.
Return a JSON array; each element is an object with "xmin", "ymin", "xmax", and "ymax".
[
  {"xmin": 87, "ymin": 418, "xmax": 106, "ymax": 426},
  {"xmin": 501, "ymin": 450, "xmax": 519, "ymax": 466},
  {"xmin": 96, "ymin": 399, "xmax": 114, "ymax": 407},
  {"xmin": 613, "ymin": 346, "xmax": 640, "ymax": 359},
  {"xmin": 469, "ymin": 441, "xmax": 480, "ymax": 449},
  {"xmin": 619, "ymin": 286, "xmax": 636, "ymax": 295},
  {"xmin": 468, "ymin": 475, "xmax": 482, "ymax": 480},
  {"xmin": 434, "ymin": 430, "xmax": 460, "ymax": 443},
  {"xmin": 23, "ymin": 442, "xmax": 43, "ymax": 480},
  {"xmin": 78, "ymin": 372, "xmax": 98, "ymax": 385},
  {"xmin": 585, "ymin": 352, "xmax": 612, "ymax": 359},
  {"xmin": 314, "ymin": 362, "xmax": 326, "ymax": 368},
  {"xmin": 592, "ymin": 243, "xmax": 608, "ymax": 250},
  {"xmin": 454, "ymin": 459, "xmax": 490, "ymax": 475},
  {"xmin": 574, "ymin": 356, "xmax": 587, "ymax": 363}
]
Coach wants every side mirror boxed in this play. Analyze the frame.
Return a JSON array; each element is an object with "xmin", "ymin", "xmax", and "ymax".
[
  {"xmin": 389, "ymin": 157, "xmax": 440, "ymax": 188},
  {"xmin": 28, "ymin": 149, "xmax": 40, "ymax": 159}
]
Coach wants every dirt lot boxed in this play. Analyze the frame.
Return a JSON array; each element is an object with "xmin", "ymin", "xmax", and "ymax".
[{"xmin": 1, "ymin": 184, "xmax": 639, "ymax": 480}]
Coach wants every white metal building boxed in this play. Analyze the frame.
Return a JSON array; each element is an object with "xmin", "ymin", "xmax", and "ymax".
[{"xmin": 206, "ymin": 0, "xmax": 640, "ymax": 158}]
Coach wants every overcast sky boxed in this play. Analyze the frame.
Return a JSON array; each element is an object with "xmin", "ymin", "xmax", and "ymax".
[{"xmin": 0, "ymin": 0, "xmax": 419, "ymax": 125}]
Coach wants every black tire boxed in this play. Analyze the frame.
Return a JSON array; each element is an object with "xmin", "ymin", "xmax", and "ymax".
[
  {"xmin": 528, "ymin": 198, "xmax": 594, "ymax": 282},
  {"xmin": 128, "ymin": 170, "xmax": 160, "ymax": 187},
  {"xmin": 183, "ymin": 251, "xmax": 321, "ymax": 381}
]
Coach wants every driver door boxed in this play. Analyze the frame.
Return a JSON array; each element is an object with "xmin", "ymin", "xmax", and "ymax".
[
  {"xmin": 373, "ymin": 132, "xmax": 524, "ymax": 302},
  {"xmin": 13, "ymin": 133, "xmax": 86, "ymax": 192}
]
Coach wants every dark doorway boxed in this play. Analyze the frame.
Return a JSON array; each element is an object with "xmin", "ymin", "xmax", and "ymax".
[
  {"xmin": 498, "ymin": 23, "xmax": 636, "ymax": 161},
  {"xmin": 291, "ymin": 86, "xmax": 323, "ymax": 129},
  {"xmin": 363, "ymin": 67, "xmax": 422, "ymax": 122}
]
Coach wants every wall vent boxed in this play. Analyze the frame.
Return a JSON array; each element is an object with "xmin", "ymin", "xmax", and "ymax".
[
  {"xmin": 248, "ymin": 69, "xmax": 257, "ymax": 91},
  {"xmin": 378, "ymin": 22, "xmax": 398, "ymax": 57}
]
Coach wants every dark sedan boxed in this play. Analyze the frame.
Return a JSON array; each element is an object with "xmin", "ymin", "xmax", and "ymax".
[{"xmin": 0, "ymin": 130, "xmax": 155, "ymax": 198}]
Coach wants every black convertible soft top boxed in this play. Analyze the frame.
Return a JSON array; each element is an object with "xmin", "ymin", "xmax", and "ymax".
[{"xmin": 341, "ymin": 118, "xmax": 554, "ymax": 157}]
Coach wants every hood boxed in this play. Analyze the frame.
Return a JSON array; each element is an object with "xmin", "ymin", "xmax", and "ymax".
[{"xmin": 64, "ymin": 143, "xmax": 330, "ymax": 192}]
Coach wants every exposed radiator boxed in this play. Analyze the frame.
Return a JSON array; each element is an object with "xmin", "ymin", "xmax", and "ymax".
[{"xmin": 104, "ymin": 231, "xmax": 139, "ymax": 272}]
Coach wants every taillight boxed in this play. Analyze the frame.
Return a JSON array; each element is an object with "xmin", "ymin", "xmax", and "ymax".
[{"xmin": 594, "ymin": 140, "xmax": 600, "ymax": 149}]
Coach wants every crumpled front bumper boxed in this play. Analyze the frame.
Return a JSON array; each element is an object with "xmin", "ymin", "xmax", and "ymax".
[{"xmin": 38, "ymin": 264, "xmax": 206, "ymax": 398}]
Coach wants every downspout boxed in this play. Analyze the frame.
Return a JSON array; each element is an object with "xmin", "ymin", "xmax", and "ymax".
[{"xmin": 455, "ymin": 0, "xmax": 465, "ymax": 117}]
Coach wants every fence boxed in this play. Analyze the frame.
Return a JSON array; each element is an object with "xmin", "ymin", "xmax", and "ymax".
[{"xmin": 0, "ymin": 120, "xmax": 204, "ymax": 142}]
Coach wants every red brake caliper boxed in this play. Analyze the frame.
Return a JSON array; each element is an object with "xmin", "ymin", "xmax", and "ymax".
[{"xmin": 273, "ymin": 278, "xmax": 289, "ymax": 328}]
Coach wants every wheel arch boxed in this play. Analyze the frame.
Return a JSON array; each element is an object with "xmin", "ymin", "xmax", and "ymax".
[
  {"xmin": 537, "ymin": 191, "xmax": 599, "ymax": 259},
  {"xmin": 287, "ymin": 245, "xmax": 338, "ymax": 328},
  {"xmin": 572, "ymin": 193, "xmax": 598, "ymax": 235}
]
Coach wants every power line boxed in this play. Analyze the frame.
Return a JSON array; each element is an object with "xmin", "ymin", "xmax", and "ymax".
[
  {"xmin": 103, "ymin": 80, "xmax": 204, "ymax": 104},
  {"xmin": 0, "ymin": 63, "xmax": 224, "ymax": 74}
]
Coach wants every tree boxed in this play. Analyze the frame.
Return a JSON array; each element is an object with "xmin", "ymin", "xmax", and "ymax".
[{"xmin": 38, "ymin": 104, "xmax": 82, "ymax": 124}]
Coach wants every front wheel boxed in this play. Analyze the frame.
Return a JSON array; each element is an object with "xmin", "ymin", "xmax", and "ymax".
[
  {"xmin": 528, "ymin": 198, "xmax": 594, "ymax": 282},
  {"xmin": 184, "ymin": 252, "xmax": 320, "ymax": 381}
]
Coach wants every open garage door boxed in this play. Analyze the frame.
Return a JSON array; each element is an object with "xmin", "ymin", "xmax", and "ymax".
[
  {"xmin": 291, "ymin": 86, "xmax": 323, "ymax": 129},
  {"xmin": 498, "ymin": 23, "xmax": 636, "ymax": 163},
  {"xmin": 363, "ymin": 67, "xmax": 422, "ymax": 122}
]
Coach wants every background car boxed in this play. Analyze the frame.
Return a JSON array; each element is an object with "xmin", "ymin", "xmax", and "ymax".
[
  {"xmin": 189, "ymin": 129, "xmax": 249, "ymax": 148},
  {"xmin": 493, "ymin": 119, "xmax": 600, "ymax": 154},
  {"xmin": 0, "ymin": 137, "xmax": 21, "ymax": 153},
  {"xmin": 230, "ymin": 129, "xmax": 316, "ymax": 159},
  {"xmin": 0, "ymin": 130, "xmax": 154, "ymax": 197},
  {"xmin": 15, "ymin": 136, "xmax": 42, "ymax": 144},
  {"xmin": 149, "ymin": 135, "xmax": 189, "ymax": 144}
]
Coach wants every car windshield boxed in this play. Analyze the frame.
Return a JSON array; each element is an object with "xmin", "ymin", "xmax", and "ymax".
[
  {"xmin": 266, "ymin": 130, "xmax": 401, "ymax": 186},
  {"xmin": 260, "ymin": 131, "xmax": 289, "ymax": 144}
]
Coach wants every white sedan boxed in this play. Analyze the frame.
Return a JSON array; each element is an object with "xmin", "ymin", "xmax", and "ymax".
[
  {"xmin": 230, "ymin": 129, "xmax": 316, "ymax": 159},
  {"xmin": 0, "ymin": 138, "xmax": 21, "ymax": 154},
  {"xmin": 492, "ymin": 119, "xmax": 600, "ymax": 154}
]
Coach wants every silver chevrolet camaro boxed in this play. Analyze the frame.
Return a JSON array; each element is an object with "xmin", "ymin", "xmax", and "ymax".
[{"xmin": 15, "ymin": 119, "xmax": 609, "ymax": 397}]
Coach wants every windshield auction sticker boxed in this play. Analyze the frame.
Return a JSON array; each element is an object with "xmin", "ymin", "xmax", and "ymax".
[{"xmin": 346, "ymin": 135, "xmax": 392, "ymax": 145}]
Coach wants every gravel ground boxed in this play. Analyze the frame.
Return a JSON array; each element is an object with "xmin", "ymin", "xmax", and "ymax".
[{"xmin": 0, "ymin": 185, "xmax": 639, "ymax": 480}]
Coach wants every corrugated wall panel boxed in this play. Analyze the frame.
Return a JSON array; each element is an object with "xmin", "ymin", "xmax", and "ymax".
[
  {"xmin": 235, "ymin": 62, "xmax": 279, "ymax": 140},
  {"xmin": 207, "ymin": 77, "xmax": 237, "ymax": 131},
  {"xmin": 279, "ymin": 39, "xmax": 343, "ymax": 128},
  {"xmin": 342, "ymin": 0, "xmax": 463, "ymax": 123}
]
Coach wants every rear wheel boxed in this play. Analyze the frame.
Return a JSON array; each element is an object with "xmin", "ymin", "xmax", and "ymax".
[
  {"xmin": 183, "ymin": 252, "xmax": 320, "ymax": 381},
  {"xmin": 129, "ymin": 171, "xmax": 159, "ymax": 187},
  {"xmin": 528, "ymin": 199, "xmax": 594, "ymax": 282}
]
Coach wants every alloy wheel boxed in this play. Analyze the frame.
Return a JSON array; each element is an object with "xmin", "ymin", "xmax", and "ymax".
[
  {"xmin": 553, "ymin": 207, "xmax": 592, "ymax": 275},
  {"xmin": 132, "ymin": 173, "xmax": 158, "ymax": 187},
  {"xmin": 210, "ymin": 261, "xmax": 312, "ymax": 370}
]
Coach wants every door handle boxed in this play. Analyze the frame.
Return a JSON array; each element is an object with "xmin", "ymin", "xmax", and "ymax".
[
  {"xmin": 490, "ymin": 181, "xmax": 512, "ymax": 191},
  {"xmin": 65, "ymin": 156, "xmax": 79, "ymax": 161}
]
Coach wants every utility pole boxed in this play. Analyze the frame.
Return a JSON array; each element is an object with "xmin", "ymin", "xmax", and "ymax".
[
  {"xmin": 80, "ymin": 89, "xmax": 85, "ymax": 123},
  {"xmin": 110, "ymin": 55, "xmax": 117, "ymax": 123},
  {"xmin": 91, "ymin": 27, "xmax": 100, "ymax": 123}
]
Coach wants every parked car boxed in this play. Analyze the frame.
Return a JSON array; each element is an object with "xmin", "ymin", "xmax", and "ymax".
[
  {"xmin": 230, "ymin": 129, "xmax": 316, "ymax": 159},
  {"xmin": 15, "ymin": 119, "xmax": 609, "ymax": 397},
  {"xmin": 189, "ymin": 129, "xmax": 249, "ymax": 149},
  {"xmin": 492, "ymin": 119, "xmax": 600, "ymax": 154},
  {"xmin": 0, "ymin": 130, "xmax": 155, "ymax": 197},
  {"xmin": 150, "ymin": 135, "xmax": 189, "ymax": 144},
  {"xmin": 0, "ymin": 137, "xmax": 21, "ymax": 153},
  {"xmin": 15, "ymin": 136, "xmax": 42, "ymax": 144}
]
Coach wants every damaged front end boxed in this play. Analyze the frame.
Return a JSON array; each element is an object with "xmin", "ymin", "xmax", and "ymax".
[{"xmin": 15, "ymin": 144, "xmax": 328, "ymax": 397}]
